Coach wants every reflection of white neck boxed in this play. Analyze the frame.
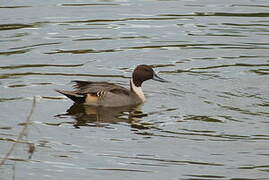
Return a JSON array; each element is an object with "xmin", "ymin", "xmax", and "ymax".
[{"xmin": 131, "ymin": 79, "xmax": 146, "ymax": 102}]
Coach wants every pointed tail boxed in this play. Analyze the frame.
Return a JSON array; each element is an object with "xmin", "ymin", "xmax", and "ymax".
[{"xmin": 55, "ymin": 89, "xmax": 85, "ymax": 104}]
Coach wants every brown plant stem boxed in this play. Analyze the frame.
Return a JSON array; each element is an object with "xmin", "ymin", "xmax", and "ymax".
[{"xmin": 0, "ymin": 96, "xmax": 36, "ymax": 166}]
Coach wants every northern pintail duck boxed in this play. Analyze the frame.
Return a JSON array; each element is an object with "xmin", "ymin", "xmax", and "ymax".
[{"xmin": 56, "ymin": 64, "xmax": 167, "ymax": 107}]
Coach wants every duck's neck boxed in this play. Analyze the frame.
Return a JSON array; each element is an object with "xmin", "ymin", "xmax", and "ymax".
[{"xmin": 130, "ymin": 79, "xmax": 146, "ymax": 102}]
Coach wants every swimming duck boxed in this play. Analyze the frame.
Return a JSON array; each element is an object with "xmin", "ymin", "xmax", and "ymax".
[{"xmin": 56, "ymin": 64, "xmax": 167, "ymax": 107}]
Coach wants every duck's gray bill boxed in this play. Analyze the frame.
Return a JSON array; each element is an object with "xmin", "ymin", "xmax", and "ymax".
[{"xmin": 153, "ymin": 73, "xmax": 168, "ymax": 83}]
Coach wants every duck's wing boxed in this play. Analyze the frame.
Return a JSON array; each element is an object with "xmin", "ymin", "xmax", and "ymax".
[
  {"xmin": 72, "ymin": 80, "xmax": 131, "ymax": 95},
  {"xmin": 56, "ymin": 80, "xmax": 131, "ymax": 104}
]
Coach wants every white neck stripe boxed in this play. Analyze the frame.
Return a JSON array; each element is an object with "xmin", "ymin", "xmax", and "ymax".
[{"xmin": 131, "ymin": 79, "xmax": 146, "ymax": 102}]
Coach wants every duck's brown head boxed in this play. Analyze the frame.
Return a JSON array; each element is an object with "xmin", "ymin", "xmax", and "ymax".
[{"xmin": 132, "ymin": 64, "xmax": 167, "ymax": 87}]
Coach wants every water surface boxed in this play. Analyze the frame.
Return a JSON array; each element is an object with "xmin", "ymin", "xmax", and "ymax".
[{"xmin": 1, "ymin": 0, "xmax": 269, "ymax": 179}]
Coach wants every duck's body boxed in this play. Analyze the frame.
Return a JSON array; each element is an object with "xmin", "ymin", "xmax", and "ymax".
[
  {"xmin": 56, "ymin": 65, "xmax": 167, "ymax": 107},
  {"xmin": 56, "ymin": 80, "xmax": 143, "ymax": 107}
]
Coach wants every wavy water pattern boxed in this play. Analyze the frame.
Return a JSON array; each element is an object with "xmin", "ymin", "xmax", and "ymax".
[{"xmin": 1, "ymin": 0, "xmax": 269, "ymax": 179}]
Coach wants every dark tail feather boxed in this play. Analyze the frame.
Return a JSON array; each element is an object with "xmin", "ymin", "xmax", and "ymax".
[{"xmin": 55, "ymin": 89, "xmax": 85, "ymax": 104}]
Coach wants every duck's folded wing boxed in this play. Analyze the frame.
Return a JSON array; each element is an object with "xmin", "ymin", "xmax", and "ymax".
[
  {"xmin": 72, "ymin": 80, "xmax": 131, "ymax": 96},
  {"xmin": 56, "ymin": 80, "xmax": 131, "ymax": 104}
]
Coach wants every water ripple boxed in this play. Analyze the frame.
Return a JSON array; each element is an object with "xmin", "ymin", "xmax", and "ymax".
[
  {"xmin": 0, "ymin": 49, "xmax": 32, "ymax": 56},
  {"xmin": 100, "ymin": 154, "xmax": 224, "ymax": 167},
  {"xmin": 9, "ymin": 42, "xmax": 61, "ymax": 50},
  {"xmin": 87, "ymin": 167, "xmax": 152, "ymax": 173},
  {"xmin": 60, "ymin": 3, "xmax": 119, "ymax": 7},
  {"xmin": 45, "ymin": 48, "xmax": 122, "ymax": 54},
  {"xmin": 0, "ymin": 6, "xmax": 31, "ymax": 9},
  {"xmin": 0, "ymin": 63, "xmax": 84, "ymax": 70},
  {"xmin": 160, "ymin": 12, "xmax": 269, "ymax": 17},
  {"xmin": 62, "ymin": 17, "xmax": 181, "ymax": 24},
  {"xmin": 0, "ymin": 22, "xmax": 47, "ymax": 31},
  {"xmin": 0, "ymin": 72, "xmax": 127, "ymax": 79}
]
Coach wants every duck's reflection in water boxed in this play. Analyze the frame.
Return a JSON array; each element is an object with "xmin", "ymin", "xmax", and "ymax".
[{"xmin": 62, "ymin": 104, "xmax": 148, "ymax": 128}]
